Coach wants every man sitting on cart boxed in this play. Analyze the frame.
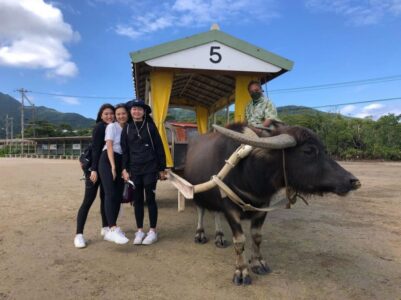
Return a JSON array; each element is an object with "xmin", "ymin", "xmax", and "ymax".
[{"xmin": 245, "ymin": 80, "xmax": 280, "ymax": 129}]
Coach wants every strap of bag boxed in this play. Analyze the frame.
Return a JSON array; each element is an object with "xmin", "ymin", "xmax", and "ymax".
[{"xmin": 147, "ymin": 122, "xmax": 155, "ymax": 151}]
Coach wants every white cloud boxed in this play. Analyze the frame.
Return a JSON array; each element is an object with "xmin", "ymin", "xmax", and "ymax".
[
  {"xmin": 340, "ymin": 104, "xmax": 356, "ymax": 114},
  {"xmin": 0, "ymin": 0, "xmax": 79, "ymax": 77},
  {"xmin": 112, "ymin": 0, "xmax": 279, "ymax": 39},
  {"xmin": 57, "ymin": 96, "xmax": 80, "ymax": 105},
  {"xmin": 364, "ymin": 103, "xmax": 384, "ymax": 111},
  {"xmin": 332, "ymin": 102, "xmax": 401, "ymax": 119},
  {"xmin": 305, "ymin": 0, "xmax": 401, "ymax": 26},
  {"xmin": 352, "ymin": 102, "xmax": 398, "ymax": 119},
  {"xmin": 54, "ymin": 61, "xmax": 79, "ymax": 77},
  {"xmin": 115, "ymin": 25, "xmax": 142, "ymax": 39}
]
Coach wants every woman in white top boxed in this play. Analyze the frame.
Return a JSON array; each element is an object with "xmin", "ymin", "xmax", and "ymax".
[{"xmin": 98, "ymin": 103, "xmax": 130, "ymax": 244}]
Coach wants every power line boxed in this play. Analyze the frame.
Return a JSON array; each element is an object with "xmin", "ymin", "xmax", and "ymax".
[
  {"xmin": 269, "ymin": 75, "xmax": 401, "ymax": 94},
  {"xmin": 310, "ymin": 96, "xmax": 401, "ymax": 110},
  {"xmin": 28, "ymin": 91, "xmax": 401, "ymax": 113},
  {"xmin": 276, "ymin": 97, "xmax": 401, "ymax": 115},
  {"xmin": 28, "ymin": 74, "xmax": 401, "ymax": 100},
  {"xmin": 29, "ymin": 91, "xmax": 130, "ymax": 100}
]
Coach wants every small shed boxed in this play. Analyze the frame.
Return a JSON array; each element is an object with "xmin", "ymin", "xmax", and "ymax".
[
  {"xmin": 28, "ymin": 136, "xmax": 91, "ymax": 157},
  {"xmin": 130, "ymin": 25, "xmax": 293, "ymax": 167}
]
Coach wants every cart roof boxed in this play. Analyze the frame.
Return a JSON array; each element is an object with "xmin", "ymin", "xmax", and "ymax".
[{"xmin": 130, "ymin": 28, "xmax": 293, "ymax": 112}]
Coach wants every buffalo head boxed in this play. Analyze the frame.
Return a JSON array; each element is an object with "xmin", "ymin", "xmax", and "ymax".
[{"xmin": 213, "ymin": 124, "xmax": 361, "ymax": 197}]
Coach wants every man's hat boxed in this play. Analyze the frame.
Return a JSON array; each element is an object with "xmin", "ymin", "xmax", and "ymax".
[{"xmin": 125, "ymin": 99, "xmax": 152, "ymax": 114}]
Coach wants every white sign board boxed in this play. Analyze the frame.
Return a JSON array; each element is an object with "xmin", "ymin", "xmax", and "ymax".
[
  {"xmin": 50, "ymin": 144, "xmax": 57, "ymax": 150},
  {"xmin": 146, "ymin": 42, "xmax": 282, "ymax": 73},
  {"xmin": 42, "ymin": 144, "xmax": 48, "ymax": 150},
  {"xmin": 72, "ymin": 144, "xmax": 81, "ymax": 150}
]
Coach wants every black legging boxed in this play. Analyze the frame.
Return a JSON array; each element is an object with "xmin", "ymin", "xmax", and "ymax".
[
  {"xmin": 76, "ymin": 175, "xmax": 107, "ymax": 234},
  {"xmin": 98, "ymin": 151, "xmax": 124, "ymax": 227},
  {"xmin": 133, "ymin": 181, "xmax": 158, "ymax": 228}
]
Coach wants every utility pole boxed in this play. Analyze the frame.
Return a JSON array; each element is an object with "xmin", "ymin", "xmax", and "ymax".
[
  {"xmin": 25, "ymin": 94, "xmax": 35, "ymax": 137},
  {"xmin": 32, "ymin": 103, "xmax": 36, "ymax": 137},
  {"xmin": 10, "ymin": 117, "xmax": 14, "ymax": 155},
  {"xmin": 5, "ymin": 114, "xmax": 9, "ymax": 144},
  {"xmin": 10, "ymin": 117, "xmax": 14, "ymax": 140},
  {"xmin": 15, "ymin": 88, "xmax": 34, "ymax": 153},
  {"xmin": 16, "ymin": 88, "xmax": 26, "ymax": 154},
  {"xmin": 4, "ymin": 115, "xmax": 14, "ymax": 155}
]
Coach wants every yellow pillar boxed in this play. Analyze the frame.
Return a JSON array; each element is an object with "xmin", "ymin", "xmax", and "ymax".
[
  {"xmin": 234, "ymin": 75, "xmax": 258, "ymax": 122},
  {"xmin": 196, "ymin": 106, "xmax": 209, "ymax": 134},
  {"xmin": 150, "ymin": 70, "xmax": 174, "ymax": 167}
]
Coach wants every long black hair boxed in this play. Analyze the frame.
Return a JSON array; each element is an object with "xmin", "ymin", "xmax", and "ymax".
[{"xmin": 96, "ymin": 103, "xmax": 115, "ymax": 123}]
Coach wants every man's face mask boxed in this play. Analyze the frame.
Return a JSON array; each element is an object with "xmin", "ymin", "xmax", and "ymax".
[{"xmin": 250, "ymin": 91, "xmax": 262, "ymax": 100}]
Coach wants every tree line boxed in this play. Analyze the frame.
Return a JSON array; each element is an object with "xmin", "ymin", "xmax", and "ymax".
[
  {"xmin": 285, "ymin": 113, "xmax": 400, "ymax": 160},
  {"xmin": 214, "ymin": 111, "xmax": 401, "ymax": 161},
  {"xmin": 20, "ymin": 111, "xmax": 401, "ymax": 161},
  {"xmin": 24, "ymin": 121, "xmax": 92, "ymax": 137}
]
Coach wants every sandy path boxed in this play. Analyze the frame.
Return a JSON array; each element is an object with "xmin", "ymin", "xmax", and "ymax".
[{"xmin": 0, "ymin": 158, "xmax": 400, "ymax": 299}]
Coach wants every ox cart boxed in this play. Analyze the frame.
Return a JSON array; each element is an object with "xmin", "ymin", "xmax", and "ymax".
[
  {"xmin": 129, "ymin": 25, "xmax": 293, "ymax": 166},
  {"xmin": 129, "ymin": 26, "xmax": 363, "ymax": 286},
  {"xmin": 129, "ymin": 25, "xmax": 293, "ymax": 210}
]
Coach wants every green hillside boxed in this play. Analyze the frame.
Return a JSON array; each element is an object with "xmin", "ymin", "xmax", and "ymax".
[
  {"xmin": 0, "ymin": 92, "xmax": 95, "ymax": 138},
  {"xmin": 166, "ymin": 105, "xmax": 325, "ymax": 124},
  {"xmin": 166, "ymin": 106, "xmax": 401, "ymax": 160}
]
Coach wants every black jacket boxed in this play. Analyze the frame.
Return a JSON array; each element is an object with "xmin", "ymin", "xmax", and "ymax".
[
  {"xmin": 90, "ymin": 122, "xmax": 106, "ymax": 172},
  {"xmin": 121, "ymin": 119, "xmax": 166, "ymax": 175}
]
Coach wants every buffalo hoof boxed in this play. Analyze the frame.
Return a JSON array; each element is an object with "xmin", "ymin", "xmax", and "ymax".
[
  {"xmin": 250, "ymin": 259, "xmax": 271, "ymax": 275},
  {"xmin": 194, "ymin": 230, "xmax": 208, "ymax": 244},
  {"xmin": 214, "ymin": 232, "xmax": 228, "ymax": 248},
  {"xmin": 242, "ymin": 275, "xmax": 252, "ymax": 285},
  {"xmin": 232, "ymin": 270, "xmax": 252, "ymax": 286},
  {"xmin": 232, "ymin": 273, "xmax": 242, "ymax": 286}
]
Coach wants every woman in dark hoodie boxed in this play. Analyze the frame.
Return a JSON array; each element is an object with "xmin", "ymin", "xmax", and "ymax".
[
  {"xmin": 74, "ymin": 103, "xmax": 115, "ymax": 248},
  {"xmin": 121, "ymin": 99, "xmax": 166, "ymax": 245}
]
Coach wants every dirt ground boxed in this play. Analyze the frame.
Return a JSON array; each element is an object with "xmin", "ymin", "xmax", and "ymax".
[{"xmin": 0, "ymin": 158, "xmax": 400, "ymax": 300}]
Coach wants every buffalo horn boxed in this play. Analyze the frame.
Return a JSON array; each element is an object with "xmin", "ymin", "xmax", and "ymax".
[{"xmin": 213, "ymin": 124, "xmax": 296, "ymax": 149}]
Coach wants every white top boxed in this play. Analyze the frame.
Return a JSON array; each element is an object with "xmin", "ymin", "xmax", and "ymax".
[{"xmin": 103, "ymin": 122, "xmax": 123, "ymax": 154}]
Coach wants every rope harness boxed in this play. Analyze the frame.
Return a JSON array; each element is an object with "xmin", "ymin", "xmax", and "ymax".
[
  {"xmin": 190, "ymin": 144, "xmax": 308, "ymax": 213},
  {"xmin": 281, "ymin": 149, "xmax": 309, "ymax": 209}
]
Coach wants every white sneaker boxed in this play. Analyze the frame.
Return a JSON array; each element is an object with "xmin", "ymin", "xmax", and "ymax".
[
  {"xmin": 100, "ymin": 227, "xmax": 109, "ymax": 236},
  {"xmin": 133, "ymin": 230, "xmax": 146, "ymax": 245},
  {"xmin": 142, "ymin": 231, "xmax": 158, "ymax": 245},
  {"xmin": 74, "ymin": 234, "xmax": 86, "ymax": 248},
  {"xmin": 104, "ymin": 227, "xmax": 129, "ymax": 244}
]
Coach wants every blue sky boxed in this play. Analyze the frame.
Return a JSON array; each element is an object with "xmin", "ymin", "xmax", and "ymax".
[{"xmin": 1, "ymin": 0, "xmax": 401, "ymax": 119}]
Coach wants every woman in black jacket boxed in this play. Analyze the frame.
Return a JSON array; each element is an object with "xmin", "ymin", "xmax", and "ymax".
[
  {"xmin": 121, "ymin": 99, "xmax": 166, "ymax": 245},
  {"xmin": 74, "ymin": 103, "xmax": 115, "ymax": 248}
]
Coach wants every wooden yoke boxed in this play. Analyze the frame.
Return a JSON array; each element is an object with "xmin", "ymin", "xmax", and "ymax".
[{"xmin": 167, "ymin": 144, "xmax": 253, "ymax": 211}]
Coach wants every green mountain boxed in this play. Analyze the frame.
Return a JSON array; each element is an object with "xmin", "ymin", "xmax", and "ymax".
[
  {"xmin": 277, "ymin": 105, "xmax": 322, "ymax": 115},
  {"xmin": 166, "ymin": 105, "xmax": 326, "ymax": 123},
  {"xmin": 0, "ymin": 92, "xmax": 95, "ymax": 138}
]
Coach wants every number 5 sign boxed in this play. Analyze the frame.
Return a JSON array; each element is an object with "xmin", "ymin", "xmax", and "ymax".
[
  {"xmin": 209, "ymin": 46, "xmax": 222, "ymax": 63},
  {"xmin": 145, "ymin": 42, "xmax": 281, "ymax": 72}
]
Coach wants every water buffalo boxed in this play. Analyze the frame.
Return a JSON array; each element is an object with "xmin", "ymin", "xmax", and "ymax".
[{"xmin": 183, "ymin": 123, "xmax": 361, "ymax": 285}]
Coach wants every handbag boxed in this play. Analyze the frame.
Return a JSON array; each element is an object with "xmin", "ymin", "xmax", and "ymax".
[{"xmin": 122, "ymin": 182, "xmax": 134, "ymax": 203}]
